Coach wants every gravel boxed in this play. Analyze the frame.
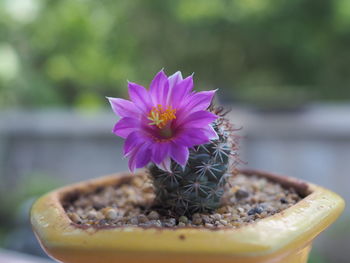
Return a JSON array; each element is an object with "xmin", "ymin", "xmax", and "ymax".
[{"xmin": 64, "ymin": 173, "xmax": 302, "ymax": 229}]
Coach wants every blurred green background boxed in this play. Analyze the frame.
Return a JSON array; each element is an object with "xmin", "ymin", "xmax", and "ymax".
[
  {"xmin": 1, "ymin": 0, "xmax": 350, "ymax": 110},
  {"xmin": 0, "ymin": 0, "xmax": 350, "ymax": 262}
]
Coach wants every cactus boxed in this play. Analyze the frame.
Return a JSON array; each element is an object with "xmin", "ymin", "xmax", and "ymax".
[
  {"xmin": 149, "ymin": 108, "xmax": 239, "ymax": 216},
  {"xmin": 108, "ymin": 70, "xmax": 240, "ymax": 216}
]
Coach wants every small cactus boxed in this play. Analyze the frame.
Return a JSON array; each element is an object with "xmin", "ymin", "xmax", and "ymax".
[
  {"xmin": 108, "ymin": 70, "xmax": 240, "ymax": 216},
  {"xmin": 149, "ymin": 108, "xmax": 240, "ymax": 215}
]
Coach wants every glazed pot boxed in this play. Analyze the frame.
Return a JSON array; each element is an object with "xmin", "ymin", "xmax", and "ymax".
[{"xmin": 31, "ymin": 169, "xmax": 344, "ymax": 263}]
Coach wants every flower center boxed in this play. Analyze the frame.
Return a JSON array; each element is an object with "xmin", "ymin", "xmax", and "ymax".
[{"xmin": 148, "ymin": 104, "xmax": 176, "ymax": 129}]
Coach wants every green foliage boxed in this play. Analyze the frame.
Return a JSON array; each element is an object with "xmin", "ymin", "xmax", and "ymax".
[
  {"xmin": 149, "ymin": 117, "xmax": 238, "ymax": 216},
  {"xmin": 0, "ymin": 0, "xmax": 350, "ymax": 109},
  {"xmin": 308, "ymin": 250, "xmax": 329, "ymax": 263},
  {"xmin": 0, "ymin": 172, "xmax": 63, "ymax": 245}
]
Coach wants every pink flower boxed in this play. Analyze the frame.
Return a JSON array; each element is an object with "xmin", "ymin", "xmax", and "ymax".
[{"xmin": 108, "ymin": 70, "xmax": 218, "ymax": 172}]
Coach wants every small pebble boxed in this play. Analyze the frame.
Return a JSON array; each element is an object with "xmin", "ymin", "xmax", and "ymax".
[
  {"xmin": 212, "ymin": 213, "xmax": 222, "ymax": 220},
  {"xmin": 280, "ymin": 197, "xmax": 288, "ymax": 204},
  {"xmin": 103, "ymin": 208, "xmax": 118, "ymax": 220},
  {"xmin": 92, "ymin": 197, "xmax": 105, "ymax": 210},
  {"xmin": 217, "ymin": 207, "xmax": 228, "ymax": 213},
  {"xmin": 179, "ymin": 216, "xmax": 188, "ymax": 224},
  {"xmin": 99, "ymin": 219, "xmax": 108, "ymax": 225},
  {"xmin": 193, "ymin": 213, "xmax": 201, "ymax": 219},
  {"xmin": 69, "ymin": 213, "xmax": 82, "ymax": 224},
  {"xmin": 237, "ymin": 207, "xmax": 244, "ymax": 213},
  {"xmin": 201, "ymin": 215, "xmax": 211, "ymax": 223},
  {"xmin": 247, "ymin": 206, "xmax": 264, "ymax": 216},
  {"xmin": 230, "ymin": 213, "xmax": 239, "ymax": 221},
  {"xmin": 148, "ymin": 211, "xmax": 159, "ymax": 220},
  {"xmin": 251, "ymin": 196, "xmax": 259, "ymax": 203},
  {"xmin": 222, "ymin": 213, "xmax": 232, "ymax": 219},
  {"xmin": 219, "ymin": 219, "xmax": 228, "ymax": 225},
  {"xmin": 129, "ymin": 217, "xmax": 138, "ymax": 225},
  {"xmin": 137, "ymin": 214, "xmax": 149, "ymax": 223},
  {"xmin": 235, "ymin": 189, "xmax": 249, "ymax": 199},
  {"xmin": 96, "ymin": 211, "xmax": 105, "ymax": 220},
  {"xmin": 87, "ymin": 210, "xmax": 97, "ymax": 220},
  {"xmin": 163, "ymin": 218, "xmax": 176, "ymax": 227},
  {"xmin": 192, "ymin": 215, "xmax": 203, "ymax": 225},
  {"xmin": 147, "ymin": 220, "xmax": 162, "ymax": 227}
]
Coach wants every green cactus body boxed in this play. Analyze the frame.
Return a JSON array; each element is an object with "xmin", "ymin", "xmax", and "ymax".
[{"xmin": 149, "ymin": 114, "xmax": 239, "ymax": 216}]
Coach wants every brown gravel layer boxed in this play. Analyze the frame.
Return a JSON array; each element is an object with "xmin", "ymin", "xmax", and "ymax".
[{"xmin": 64, "ymin": 173, "xmax": 302, "ymax": 229}]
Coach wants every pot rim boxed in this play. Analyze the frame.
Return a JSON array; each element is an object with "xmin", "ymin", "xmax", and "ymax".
[{"xmin": 31, "ymin": 169, "xmax": 345, "ymax": 257}]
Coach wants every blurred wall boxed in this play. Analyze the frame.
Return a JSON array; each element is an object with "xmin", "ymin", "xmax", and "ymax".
[{"xmin": 2, "ymin": 105, "xmax": 349, "ymax": 203}]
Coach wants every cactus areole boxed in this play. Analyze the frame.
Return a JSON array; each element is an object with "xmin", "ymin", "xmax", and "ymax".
[{"xmin": 108, "ymin": 70, "xmax": 239, "ymax": 215}]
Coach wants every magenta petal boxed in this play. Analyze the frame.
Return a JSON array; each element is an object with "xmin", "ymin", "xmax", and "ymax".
[
  {"xmin": 150, "ymin": 70, "xmax": 169, "ymax": 106},
  {"xmin": 171, "ymin": 75, "xmax": 193, "ymax": 108},
  {"xmin": 107, "ymin": 97, "xmax": 140, "ymax": 118},
  {"xmin": 170, "ymin": 143, "xmax": 189, "ymax": 166},
  {"xmin": 173, "ymin": 128, "xmax": 212, "ymax": 147},
  {"xmin": 203, "ymin": 125, "xmax": 219, "ymax": 140},
  {"xmin": 167, "ymin": 71, "xmax": 183, "ymax": 105},
  {"xmin": 134, "ymin": 143, "xmax": 152, "ymax": 168},
  {"xmin": 176, "ymin": 110, "xmax": 217, "ymax": 129},
  {"xmin": 113, "ymin": 117, "xmax": 139, "ymax": 138},
  {"xmin": 156, "ymin": 157, "xmax": 171, "ymax": 172},
  {"xmin": 127, "ymin": 147, "xmax": 138, "ymax": 172},
  {"xmin": 185, "ymin": 90, "xmax": 216, "ymax": 112},
  {"xmin": 179, "ymin": 75, "xmax": 194, "ymax": 94},
  {"xmin": 124, "ymin": 131, "xmax": 146, "ymax": 155},
  {"xmin": 127, "ymin": 142, "xmax": 151, "ymax": 172},
  {"xmin": 168, "ymin": 71, "xmax": 183, "ymax": 90},
  {"xmin": 128, "ymin": 82, "xmax": 151, "ymax": 113},
  {"xmin": 151, "ymin": 142, "xmax": 170, "ymax": 164}
]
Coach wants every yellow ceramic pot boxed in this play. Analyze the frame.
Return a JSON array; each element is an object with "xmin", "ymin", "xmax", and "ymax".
[{"xmin": 31, "ymin": 169, "xmax": 344, "ymax": 263}]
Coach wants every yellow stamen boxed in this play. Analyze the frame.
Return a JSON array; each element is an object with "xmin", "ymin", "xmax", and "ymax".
[{"xmin": 148, "ymin": 104, "xmax": 176, "ymax": 128}]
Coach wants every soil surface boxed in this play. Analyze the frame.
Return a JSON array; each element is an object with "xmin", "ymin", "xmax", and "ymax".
[{"xmin": 64, "ymin": 173, "xmax": 303, "ymax": 228}]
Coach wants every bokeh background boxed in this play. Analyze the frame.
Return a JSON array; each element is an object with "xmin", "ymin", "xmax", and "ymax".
[{"xmin": 0, "ymin": 0, "xmax": 349, "ymax": 262}]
